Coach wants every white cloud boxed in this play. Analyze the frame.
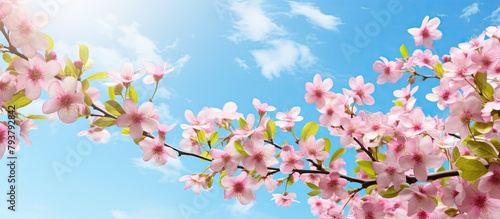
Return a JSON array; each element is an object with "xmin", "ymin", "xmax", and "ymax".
[
  {"xmin": 460, "ymin": 3, "xmax": 479, "ymax": 22},
  {"xmin": 164, "ymin": 39, "xmax": 179, "ymax": 50},
  {"xmin": 229, "ymin": 0, "xmax": 285, "ymax": 42},
  {"xmin": 289, "ymin": 1, "xmax": 342, "ymax": 31},
  {"xmin": 486, "ymin": 6, "xmax": 500, "ymax": 25},
  {"xmin": 234, "ymin": 57, "xmax": 250, "ymax": 70},
  {"xmin": 117, "ymin": 22, "xmax": 163, "ymax": 65},
  {"xmin": 132, "ymin": 156, "xmax": 184, "ymax": 183},
  {"xmin": 155, "ymin": 87, "xmax": 174, "ymax": 99},
  {"xmin": 111, "ymin": 210, "xmax": 128, "ymax": 219},
  {"xmin": 155, "ymin": 103, "xmax": 179, "ymax": 125},
  {"xmin": 227, "ymin": 200, "xmax": 254, "ymax": 215},
  {"xmin": 174, "ymin": 54, "xmax": 191, "ymax": 73},
  {"xmin": 250, "ymin": 39, "xmax": 316, "ymax": 79}
]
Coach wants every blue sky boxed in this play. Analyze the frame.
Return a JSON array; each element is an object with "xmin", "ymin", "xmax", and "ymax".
[{"xmin": 1, "ymin": 0, "xmax": 500, "ymax": 218}]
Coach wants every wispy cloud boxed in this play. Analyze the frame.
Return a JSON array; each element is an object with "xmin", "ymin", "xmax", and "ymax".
[
  {"xmin": 251, "ymin": 39, "xmax": 316, "ymax": 80},
  {"xmin": 227, "ymin": 200, "xmax": 255, "ymax": 215},
  {"xmin": 111, "ymin": 210, "xmax": 128, "ymax": 219},
  {"xmin": 289, "ymin": 1, "xmax": 342, "ymax": 31},
  {"xmin": 174, "ymin": 54, "xmax": 191, "ymax": 73},
  {"xmin": 234, "ymin": 57, "xmax": 250, "ymax": 70},
  {"xmin": 132, "ymin": 157, "xmax": 184, "ymax": 183},
  {"xmin": 155, "ymin": 103, "xmax": 179, "ymax": 125},
  {"xmin": 164, "ymin": 39, "xmax": 179, "ymax": 50},
  {"xmin": 460, "ymin": 3, "xmax": 480, "ymax": 22},
  {"xmin": 228, "ymin": 0, "xmax": 285, "ymax": 42},
  {"xmin": 486, "ymin": 6, "xmax": 500, "ymax": 24}
]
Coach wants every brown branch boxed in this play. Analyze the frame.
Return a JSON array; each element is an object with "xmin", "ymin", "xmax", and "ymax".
[{"xmin": 0, "ymin": 22, "xmax": 28, "ymax": 61}]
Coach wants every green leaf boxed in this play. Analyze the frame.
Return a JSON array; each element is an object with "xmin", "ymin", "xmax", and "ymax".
[
  {"xmin": 366, "ymin": 185, "xmax": 377, "ymax": 195},
  {"xmin": 5, "ymin": 90, "xmax": 32, "ymax": 109},
  {"xmin": 104, "ymin": 100, "xmax": 126, "ymax": 116},
  {"xmin": 201, "ymin": 151, "xmax": 212, "ymax": 161},
  {"xmin": 356, "ymin": 160, "xmax": 375, "ymax": 177},
  {"xmin": 491, "ymin": 138, "xmax": 500, "ymax": 153},
  {"xmin": 474, "ymin": 72, "xmax": 488, "ymax": 92},
  {"xmin": 79, "ymin": 44, "xmax": 89, "ymax": 65},
  {"xmin": 434, "ymin": 63, "xmax": 444, "ymax": 78},
  {"xmin": 219, "ymin": 170, "xmax": 227, "ymax": 188},
  {"xmin": 196, "ymin": 130, "xmax": 207, "ymax": 145},
  {"xmin": 81, "ymin": 79, "xmax": 89, "ymax": 92},
  {"xmin": 64, "ymin": 56, "xmax": 77, "ymax": 77},
  {"xmin": 394, "ymin": 99, "xmax": 404, "ymax": 107},
  {"xmin": 472, "ymin": 122, "xmax": 493, "ymax": 134},
  {"xmin": 83, "ymin": 59, "xmax": 94, "ymax": 71},
  {"xmin": 121, "ymin": 127, "xmax": 130, "ymax": 135},
  {"xmin": 128, "ymin": 85, "xmax": 138, "ymax": 104},
  {"xmin": 26, "ymin": 115, "xmax": 47, "ymax": 120},
  {"xmin": 306, "ymin": 182, "xmax": 320, "ymax": 190},
  {"xmin": 86, "ymin": 72, "xmax": 108, "ymax": 81},
  {"xmin": 133, "ymin": 136, "xmax": 145, "ymax": 145},
  {"xmin": 266, "ymin": 119, "xmax": 276, "ymax": 139},
  {"xmin": 108, "ymin": 86, "xmax": 116, "ymax": 100},
  {"xmin": 328, "ymin": 148, "xmax": 346, "ymax": 165},
  {"xmin": 209, "ymin": 131, "xmax": 218, "ymax": 146},
  {"xmin": 84, "ymin": 93, "xmax": 92, "ymax": 106},
  {"xmin": 451, "ymin": 146, "xmax": 460, "ymax": 162},
  {"xmin": 467, "ymin": 141, "xmax": 498, "ymax": 159},
  {"xmin": 379, "ymin": 185, "xmax": 408, "ymax": 199},
  {"xmin": 45, "ymin": 34, "xmax": 54, "ymax": 52},
  {"xmin": 455, "ymin": 156, "xmax": 488, "ymax": 181},
  {"xmin": 238, "ymin": 117, "xmax": 247, "ymax": 129},
  {"xmin": 93, "ymin": 117, "xmax": 116, "ymax": 127},
  {"xmin": 307, "ymin": 190, "xmax": 321, "ymax": 196},
  {"xmin": 3, "ymin": 53, "xmax": 11, "ymax": 63},
  {"xmin": 234, "ymin": 141, "xmax": 249, "ymax": 156},
  {"xmin": 301, "ymin": 121, "xmax": 319, "ymax": 141},
  {"xmin": 287, "ymin": 174, "xmax": 294, "ymax": 186},
  {"xmin": 399, "ymin": 44, "xmax": 408, "ymax": 59},
  {"xmin": 323, "ymin": 138, "xmax": 331, "ymax": 153},
  {"xmin": 114, "ymin": 84, "xmax": 124, "ymax": 96}
]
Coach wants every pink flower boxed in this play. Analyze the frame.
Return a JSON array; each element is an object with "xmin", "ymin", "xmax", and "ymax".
[
  {"xmin": 180, "ymin": 109, "xmax": 214, "ymax": 132},
  {"xmin": 298, "ymin": 136, "xmax": 329, "ymax": 161},
  {"xmin": 372, "ymin": 56, "xmax": 404, "ymax": 84},
  {"xmin": 275, "ymin": 107, "xmax": 303, "ymax": 130},
  {"xmin": 398, "ymin": 136, "xmax": 444, "ymax": 181},
  {"xmin": 0, "ymin": 70, "xmax": 17, "ymax": 103},
  {"xmin": 445, "ymin": 94, "xmax": 483, "ymax": 138},
  {"xmin": 305, "ymin": 74, "xmax": 334, "ymax": 109},
  {"xmin": 157, "ymin": 123, "xmax": 176, "ymax": 140},
  {"xmin": 116, "ymin": 99, "xmax": 158, "ymax": 139},
  {"xmin": 138, "ymin": 136, "xmax": 177, "ymax": 166},
  {"xmin": 271, "ymin": 192, "xmax": 300, "ymax": 207},
  {"xmin": 393, "ymin": 85, "xmax": 419, "ymax": 104},
  {"xmin": 342, "ymin": 76, "xmax": 375, "ymax": 105},
  {"xmin": 317, "ymin": 97, "xmax": 344, "ymax": 127},
  {"xmin": 426, "ymin": 78, "xmax": 460, "ymax": 110},
  {"xmin": 180, "ymin": 129, "xmax": 202, "ymax": 155},
  {"xmin": 478, "ymin": 164, "xmax": 500, "ymax": 199},
  {"xmin": 412, "ymin": 49, "xmax": 440, "ymax": 68},
  {"xmin": 209, "ymin": 141, "xmax": 243, "ymax": 175},
  {"xmin": 0, "ymin": 123, "xmax": 10, "ymax": 159},
  {"xmin": 19, "ymin": 119, "xmax": 37, "ymax": 146},
  {"xmin": 318, "ymin": 171, "xmax": 348, "ymax": 199},
  {"xmin": 372, "ymin": 153, "xmax": 405, "ymax": 190},
  {"xmin": 399, "ymin": 183, "xmax": 438, "ymax": 216},
  {"xmin": 221, "ymin": 171, "xmax": 256, "ymax": 205},
  {"xmin": 13, "ymin": 54, "xmax": 61, "ymax": 100},
  {"xmin": 107, "ymin": 63, "xmax": 144, "ymax": 87},
  {"xmin": 77, "ymin": 126, "xmax": 110, "ymax": 144},
  {"xmin": 440, "ymin": 177, "xmax": 467, "ymax": 206},
  {"xmin": 458, "ymin": 186, "xmax": 500, "ymax": 219},
  {"xmin": 329, "ymin": 117, "xmax": 365, "ymax": 147},
  {"xmin": 443, "ymin": 49, "xmax": 479, "ymax": 81},
  {"xmin": 407, "ymin": 16, "xmax": 442, "ymax": 49},
  {"xmin": 279, "ymin": 144, "xmax": 305, "ymax": 174},
  {"xmin": 142, "ymin": 62, "xmax": 173, "ymax": 84},
  {"xmin": 398, "ymin": 107, "xmax": 436, "ymax": 137},
  {"xmin": 252, "ymin": 98, "xmax": 276, "ymax": 117},
  {"xmin": 179, "ymin": 174, "xmax": 209, "ymax": 195},
  {"xmin": 3, "ymin": 9, "xmax": 48, "ymax": 58},
  {"xmin": 42, "ymin": 77, "xmax": 84, "ymax": 124},
  {"xmin": 242, "ymin": 136, "xmax": 278, "ymax": 175}
]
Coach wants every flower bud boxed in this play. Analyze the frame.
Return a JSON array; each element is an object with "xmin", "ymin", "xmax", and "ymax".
[
  {"xmin": 442, "ymin": 55, "xmax": 451, "ymax": 62},
  {"xmin": 46, "ymin": 51, "xmax": 57, "ymax": 61},
  {"xmin": 407, "ymin": 75, "xmax": 415, "ymax": 85},
  {"xmin": 74, "ymin": 60, "xmax": 83, "ymax": 70}
]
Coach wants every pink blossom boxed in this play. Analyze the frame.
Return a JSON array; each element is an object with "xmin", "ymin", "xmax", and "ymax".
[
  {"xmin": 407, "ymin": 16, "xmax": 442, "ymax": 49},
  {"xmin": 279, "ymin": 144, "xmax": 305, "ymax": 174},
  {"xmin": 252, "ymin": 98, "xmax": 276, "ymax": 117},
  {"xmin": 398, "ymin": 136, "xmax": 444, "ymax": 181},
  {"xmin": 318, "ymin": 95, "xmax": 345, "ymax": 127},
  {"xmin": 116, "ymin": 99, "xmax": 158, "ymax": 139},
  {"xmin": 393, "ymin": 84, "xmax": 418, "ymax": 104},
  {"xmin": 471, "ymin": 41, "xmax": 500, "ymax": 72},
  {"xmin": 209, "ymin": 141, "xmax": 242, "ymax": 175},
  {"xmin": 372, "ymin": 56, "xmax": 404, "ymax": 84},
  {"xmin": 3, "ymin": 9, "xmax": 48, "ymax": 58},
  {"xmin": 459, "ymin": 32, "xmax": 486, "ymax": 52},
  {"xmin": 478, "ymin": 164, "xmax": 500, "ymax": 199},
  {"xmin": 180, "ymin": 109, "xmax": 214, "ymax": 133},
  {"xmin": 0, "ymin": 70, "xmax": 17, "ymax": 103},
  {"xmin": 343, "ymin": 76, "xmax": 375, "ymax": 105},
  {"xmin": 445, "ymin": 94, "xmax": 483, "ymax": 138},
  {"xmin": 142, "ymin": 62, "xmax": 173, "ymax": 84},
  {"xmin": 329, "ymin": 116, "xmax": 365, "ymax": 147},
  {"xmin": 13, "ymin": 54, "xmax": 61, "ymax": 100},
  {"xmin": 19, "ymin": 118, "xmax": 37, "ymax": 146},
  {"xmin": 232, "ymin": 113, "xmax": 260, "ymax": 140},
  {"xmin": 212, "ymin": 102, "xmax": 242, "ymax": 126},
  {"xmin": 305, "ymin": 74, "xmax": 334, "ymax": 109},
  {"xmin": 180, "ymin": 129, "xmax": 202, "ymax": 155},
  {"xmin": 271, "ymin": 192, "xmax": 300, "ymax": 207},
  {"xmin": 399, "ymin": 183, "xmax": 438, "ymax": 216},
  {"xmin": 0, "ymin": 123, "xmax": 10, "ymax": 159},
  {"xmin": 107, "ymin": 63, "xmax": 144, "ymax": 87},
  {"xmin": 440, "ymin": 177, "xmax": 467, "ymax": 206},
  {"xmin": 443, "ymin": 50, "xmax": 479, "ymax": 81},
  {"xmin": 138, "ymin": 136, "xmax": 177, "ymax": 166},
  {"xmin": 318, "ymin": 171, "xmax": 348, "ymax": 199},
  {"xmin": 275, "ymin": 107, "xmax": 303, "ymax": 130},
  {"xmin": 77, "ymin": 126, "xmax": 110, "ymax": 144},
  {"xmin": 179, "ymin": 174, "xmax": 209, "ymax": 195},
  {"xmin": 42, "ymin": 77, "xmax": 84, "ymax": 124},
  {"xmin": 221, "ymin": 171, "xmax": 256, "ymax": 205},
  {"xmin": 426, "ymin": 78, "xmax": 460, "ymax": 110},
  {"xmin": 398, "ymin": 107, "xmax": 436, "ymax": 137},
  {"xmin": 372, "ymin": 153, "xmax": 405, "ymax": 190},
  {"xmin": 458, "ymin": 187, "xmax": 500, "ymax": 219},
  {"xmin": 412, "ymin": 49, "xmax": 440, "ymax": 69},
  {"xmin": 242, "ymin": 136, "xmax": 278, "ymax": 175},
  {"xmin": 157, "ymin": 123, "xmax": 176, "ymax": 139},
  {"xmin": 298, "ymin": 136, "xmax": 329, "ymax": 161}
]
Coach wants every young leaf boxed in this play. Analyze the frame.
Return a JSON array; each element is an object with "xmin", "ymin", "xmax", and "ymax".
[
  {"xmin": 26, "ymin": 115, "xmax": 48, "ymax": 120},
  {"xmin": 434, "ymin": 63, "xmax": 444, "ymax": 78},
  {"xmin": 196, "ymin": 130, "xmax": 207, "ymax": 145},
  {"xmin": 104, "ymin": 100, "xmax": 126, "ymax": 116},
  {"xmin": 323, "ymin": 138, "xmax": 331, "ymax": 153},
  {"xmin": 128, "ymin": 85, "xmax": 138, "ymax": 104},
  {"xmin": 79, "ymin": 44, "xmax": 89, "ymax": 65},
  {"xmin": 306, "ymin": 182, "xmax": 320, "ymax": 190},
  {"xmin": 301, "ymin": 121, "xmax": 319, "ymax": 141},
  {"xmin": 466, "ymin": 141, "xmax": 498, "ymax": 159},
  {"xmin": 93, "ymin": 117, "xmax": 116, "ymax": 127},
  {"xmin": 399, "ymin": 44, "xmax": 408, "ymax": 59},
  {"xmin": 108, "ymin": 86, "xmax": 116, "ymax": 100},
  {"xmin": 238, "ymin": 117, "xmax": 247, "ymax": 129},
  {"xmin": 234, "ymin": 141, "xmax": 249, "ymax": 156},
  {"xmin": 307, "ymin": 190, "xmax": 321, "ymax": 196},
  {"xmin": 266, "ymin": 119, "xmax": 276, "ymax": 139},
  {"xmin": 455, "ymin": 156, "xmax": 488, "ymax": 181},
  {"xmin": 328, "ymin": 148, "xmax": 346, "ymax": 165},
  {"xmin": 356, "ymin": 160, "xmax": 375, "ymax": 177},
  {"xmin": 5, "ymin": 90, "xmax": 32, "ymax": 109},
  {"xmin": 86, "ymin": 72, "xmax": 108, "ymax": 81}
]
